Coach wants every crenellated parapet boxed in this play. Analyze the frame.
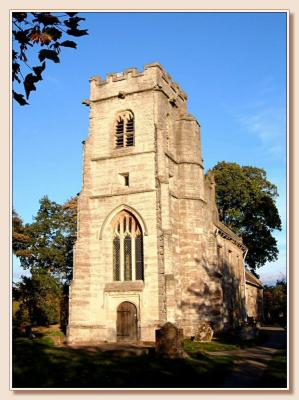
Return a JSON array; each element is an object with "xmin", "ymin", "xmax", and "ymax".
[{"xmin": 85, "ymin": 62, "xmax": 188, "ymax": 107}]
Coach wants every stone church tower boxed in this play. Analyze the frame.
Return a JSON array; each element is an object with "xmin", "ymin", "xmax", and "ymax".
[{"xmin": 68, "ymin": 62, "xmax": 248, "ymax": 344}]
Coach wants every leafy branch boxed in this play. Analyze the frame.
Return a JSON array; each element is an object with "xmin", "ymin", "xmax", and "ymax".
[{"xmin": 12, "ymin": 12, "xmax": 88, "ymax": 105}]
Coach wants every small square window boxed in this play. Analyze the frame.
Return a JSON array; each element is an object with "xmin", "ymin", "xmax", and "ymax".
[{"xmin": 119, "ymin": 173, "xmax": 129, "ymax": 186}]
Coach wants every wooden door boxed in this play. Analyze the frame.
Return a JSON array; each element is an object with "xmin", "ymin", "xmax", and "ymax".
[{"xmin": 117, "ymin": 302, "xmax": 138, "ymax": 342}]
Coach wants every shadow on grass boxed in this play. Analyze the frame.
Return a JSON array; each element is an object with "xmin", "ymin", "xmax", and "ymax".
[
  {"xmin": 256, "ymin": 349, "xmax": 287, "ymax": 388},
  {"xmin": 13, "ymin": 337, "xmax": 234, "ymax": 389},
  {"xmin": 216, "ymin": 329, "xmax": 270, "ymax": 348}
]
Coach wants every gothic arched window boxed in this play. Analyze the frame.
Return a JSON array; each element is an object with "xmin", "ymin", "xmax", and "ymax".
[
  {"xmin": 112, "ymin": 211, "xmax": 144, "ymax": 281},
  {"xmin": 115, "ymin": 111, "xmax": 135, "ymax": 148}
]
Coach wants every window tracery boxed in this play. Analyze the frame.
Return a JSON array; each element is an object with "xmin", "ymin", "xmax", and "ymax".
[{"xmin": 112, "ymin": 211, "xmax": 144, "ymax": 281}]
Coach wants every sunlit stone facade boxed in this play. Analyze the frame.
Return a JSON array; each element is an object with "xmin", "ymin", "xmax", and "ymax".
[{"xmin": 68, "ymin": 63, "xmax": 261, "ymax": 344}]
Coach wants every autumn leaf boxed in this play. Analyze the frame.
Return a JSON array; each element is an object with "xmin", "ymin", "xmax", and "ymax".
[
  {"xmin": 24, "ymin": 73, "xmax": 40, "ymax": 98},
  {"xmin": 30, "ymin": 29, "xmax": 42, "ymax": 43},
  {"xmin": 12, "ymin": 62, "xmax": 21, "ymax": 83},
  {"xmin": 12, "ymin": 50, "xmax": 18, "ymax": 61},
  {"xmin": 38, "ymin": 49, "xmax": 60, "ymax": 63},
  {"xmin": 32, "ymin": 13, "xmax": 60, "ymax": 26},
  {"xmin": 59, "ymin": 40, "xmax": 77, "ymax": 48},
  {"xmin": 12, "ymin": 12, "xmax": 27, "ymax": 23},
  {"xmin": 32, "ymin": 62, "xmax": 46, "ymax": 79},
  {"xmin": 13, "ymin": 91, "xmax": 29, "ymax": 106},
  {"xmin": 13, "ymin": 29, "xmax": 30, "ymax": 44},
  {"xmin": 43, "ymin": 27, "xmax": 62, "ymax": 41},
  {"xmin": 40, "ymin": 32, "xmax": 53, "ymax": 45},
  {"xmin": 12, "ymin": 12, "xmax": 88, "ymax": 105},
  {"xmin": 66, "ymin": 28, "xmax": 88, "ymax": 37},
  {"xmin": 64, "ymin": 16, "xmax": 85, "ymax": 29}
]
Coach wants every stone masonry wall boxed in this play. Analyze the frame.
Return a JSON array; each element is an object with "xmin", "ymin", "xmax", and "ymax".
[
  {"xmin": 68, "ymin": 62, "xmax": 249, "ymax": 344},
  {"xmin": 69, "ymin": 64, "xmax": 174, "ymax": 343},
  {"xmin": 246, "ymin": 284, "xmax": 263, "ymax": 321}
]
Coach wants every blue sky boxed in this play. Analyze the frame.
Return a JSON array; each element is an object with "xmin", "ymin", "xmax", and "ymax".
[{"xmin": 13, "ymin": 12, "xmax": 287, "ymax": 285}]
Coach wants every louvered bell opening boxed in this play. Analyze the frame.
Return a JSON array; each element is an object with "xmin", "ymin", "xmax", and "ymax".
[
  {"xmin": 115, "ymin": 119, "xmax": 125, "ymax": 148},
  {"xmin": 124, "ymin": 235, "xmax": 132, "ymax": 281},
  {"xmin": 126, "ymin": 117, "xmax": 134, "ymax": 133},
  {"xmin": 126, "ymin": 133, "xmax": 134, "ymax": 147},
  {"xmin": 116, "ymin": 118, "xmax": 124, "ymax": 134},
  {"xmin": 125, "ymin": 117, "xmax": 134, "ymax": 147},
  {"xmin": 115, "ymin": 134, "xmax": 124, "ymax": 148},
  {"xmin": 135, "ymin": 235, "xmax": 144, "ymax": 280},
  {"xmin": 113, "ymin": 237, "xmax": 121, "ymax": 281}
]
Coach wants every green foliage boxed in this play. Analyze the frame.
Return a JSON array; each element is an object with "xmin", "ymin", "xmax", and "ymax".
[
  {"xmin": 13, "ymin": 196, "xmax": 77, "ymax": 330},
  {"xmin": 14, "ymin": 269, "xmax": 62, "ymax": 326},
  {"xmin": 12, "ymin": 300, "xmax": 21, "ymax": 318},
  {"xmin": 14, "ymin": 303, "xmax": 31, "ymax": 327},
  {"xmin": 14, "ymin": 195, "xmax": 77, "ymax": 283},
  {"xmin": 263, "ymin": 279, "xmax": 287, "ymax": 325},
  {"xmin": 211, "ymin": 161, "xmax": 282, "ymax": 273},
  {"xmin": 12, "ymin": 12, "xmax": 88, "ymax": 105},
  {"xmin": 12, "ymin": 208, "xmax": 31, "ymax": 254}
]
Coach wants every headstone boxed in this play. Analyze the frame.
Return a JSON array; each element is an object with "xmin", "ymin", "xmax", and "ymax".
[
  {"xmin": 155, "ymin": 322, "xmax": 186, "ymax": 358},
  {"xmin": 194, "ymin": 322, "xmax": 213, "ymax": 342}
]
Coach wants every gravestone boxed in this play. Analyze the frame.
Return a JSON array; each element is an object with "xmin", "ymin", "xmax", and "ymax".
[
  {"xmin": 194, "ymin": 322, "xmax": 214, "ymax": 342},
  {"xmin": 155, "ymin": 322, "xmax": 185, "ymax": 358}
]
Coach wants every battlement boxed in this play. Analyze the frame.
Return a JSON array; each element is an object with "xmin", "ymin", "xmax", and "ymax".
[{"xmin": 87, "ymin": 62, "xmax": 188, "ymax": 104}]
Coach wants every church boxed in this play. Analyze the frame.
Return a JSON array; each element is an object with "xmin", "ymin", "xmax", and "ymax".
[{"xmin": 67, "ymin": 62, "xmax": 262, "ymax": 344}]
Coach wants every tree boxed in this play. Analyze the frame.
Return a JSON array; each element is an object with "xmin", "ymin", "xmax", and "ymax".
[
  {"xmin": 211, "ymin": 161, "xmax": 282, "ymax": 274},
  {"xmin": 14, "ymin": 269, "xmax": 62, "ymax": 327},
  {"xmin": 14, "ymin": 195, "xmax": 77, "ymax": 284},
  {"xmin": 263, "ymin": 279, "xmax": 287, "ymax": 325},
  {"xmin": 12, "ymin": 12, "xmax": 88, "ymax": 105},
  {"xmin": 12, "ymin": 208, "xmax": 31, "ymax": 254},
  {"xmin": 13, "ymin": 196, "xmax": 77, "ymax": 329}
]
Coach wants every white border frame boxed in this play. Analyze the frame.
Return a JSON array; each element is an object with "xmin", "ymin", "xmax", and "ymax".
[{"xmin": 9, "ymin": 9, "xmax": 289, "ymax": 392}]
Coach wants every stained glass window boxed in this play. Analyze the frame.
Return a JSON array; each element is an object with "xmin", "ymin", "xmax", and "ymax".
[
  {"xmin": 112, "ymin": 211, "xmax": 144, "ymax": 281},
  {"xmin": 113, "ymin": 237, "xmax": 120, "ymax": 281}
]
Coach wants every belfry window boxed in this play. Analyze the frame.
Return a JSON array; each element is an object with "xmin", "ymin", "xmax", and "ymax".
[
  {"xmin": 112, "ymin": 211, "xmax": 144, "ymax": 281},
  {"xmin": 115, "ymin": 111, "xmax": 135, "ymax": 148}
]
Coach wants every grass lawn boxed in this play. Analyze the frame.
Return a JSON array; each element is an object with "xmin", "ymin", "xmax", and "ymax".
[
  {"xmin": 257, "ymin": 349, "xmax": 287, "ymax": 388},
  {"xmin": 13, "ymin": 327, "xmax": 235, "ymax": 389},
  {"xmin": 13, "ymin": 326, "xmax": 286, "ymax": 389}
]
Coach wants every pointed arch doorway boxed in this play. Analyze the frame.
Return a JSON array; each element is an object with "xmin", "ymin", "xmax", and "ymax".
[{"xmin": 116, "ymin": 301, "xmax": 138, "ymax": 342}]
